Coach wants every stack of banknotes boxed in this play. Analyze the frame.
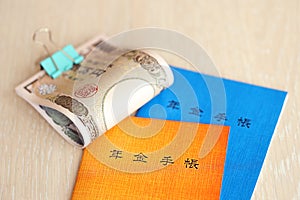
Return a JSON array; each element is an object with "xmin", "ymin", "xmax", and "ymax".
[{"xmin": 16, "ymin": 35, "xmax": 174, "ymax": 148}]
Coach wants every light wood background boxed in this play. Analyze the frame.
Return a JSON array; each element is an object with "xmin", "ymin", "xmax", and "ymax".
[{"xmin": 0, "ymin": 0, "xmax": 299, "ymax": 199}]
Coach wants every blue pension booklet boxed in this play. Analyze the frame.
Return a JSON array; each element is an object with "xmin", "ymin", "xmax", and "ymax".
[{"xmin": 136, "ymin": 66, "xmax": 287, "ymax": 199}]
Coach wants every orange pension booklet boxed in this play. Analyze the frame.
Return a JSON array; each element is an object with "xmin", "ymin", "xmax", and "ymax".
[{"xmin": 72, "ymin": 117, "xmax": 230, "ymax": 200}]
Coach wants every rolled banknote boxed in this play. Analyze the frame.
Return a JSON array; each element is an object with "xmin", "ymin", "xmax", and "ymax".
[{"xmin": 15, "ymin": 35, "xmax": 174, "ymax": 148}]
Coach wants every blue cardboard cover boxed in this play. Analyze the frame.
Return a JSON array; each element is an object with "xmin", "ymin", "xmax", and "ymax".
[{"xmin": 136, "ymin": 66, "xmax": 287, "ymax": 199}]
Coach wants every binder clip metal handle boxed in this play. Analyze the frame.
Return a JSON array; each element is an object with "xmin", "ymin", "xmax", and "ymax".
[{"xmin": 33, "ymin": 28, "xmax": 84, "ymax": 79}]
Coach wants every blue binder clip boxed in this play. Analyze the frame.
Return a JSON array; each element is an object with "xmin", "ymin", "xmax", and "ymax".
[{"xmin": 33, "ymin": 28, "xmax": 84, "ymax": 79}]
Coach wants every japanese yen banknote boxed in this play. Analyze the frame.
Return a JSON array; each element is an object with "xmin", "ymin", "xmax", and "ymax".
[{"xmin": 15, "ymin": 35, "xmax": 174, "ymax": 148}]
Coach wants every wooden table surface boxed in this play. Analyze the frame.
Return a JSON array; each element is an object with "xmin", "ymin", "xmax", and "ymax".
[{"xmin": 0, "ymin": 0, "xmax": 299, "ymax": 199}]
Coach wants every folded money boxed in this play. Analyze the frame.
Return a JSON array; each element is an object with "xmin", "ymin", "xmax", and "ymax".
[{"xmin": 15, "ymin": 35, "xmax": 174, "ymax": 148}]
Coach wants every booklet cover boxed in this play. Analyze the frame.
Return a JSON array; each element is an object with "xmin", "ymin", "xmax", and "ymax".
[
  {"xmin": 72, "ymin": 117, "xmax": 230, "ymax": 199},
  {"xmin": 136, "ymin": 66, "xmax": 287, "ymax": 199}
]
